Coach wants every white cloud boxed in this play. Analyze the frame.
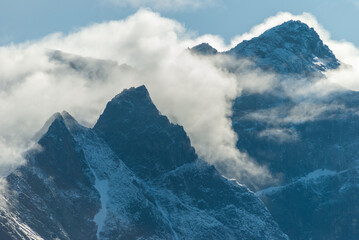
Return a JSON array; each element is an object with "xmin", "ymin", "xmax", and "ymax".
[
  {"xmin": 0, "ymin": 9, "xmax": 271, "ymax": 186},
  {"xmin": 258, "ymin": 128, "xmax": 299, "ymax": 143},
  {"xmin": 102, "ymin": 0, "xmax": 214, "ymax": 11},
  {"xmin": 246, "ymin": 103, "xmax": 346, "ymax": 126}
]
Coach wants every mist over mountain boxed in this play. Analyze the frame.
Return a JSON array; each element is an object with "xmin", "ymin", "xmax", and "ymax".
[
  {"xmin": 194, "ymin": 20, "xmax": 359, "ymax": 240},
  {"xmin": 0, "ymin": 86, "xmax": 287, "ymax": 240},
  {"xmin": 0, "ymin": 11, "xmax": 359, "ymax": 240}
]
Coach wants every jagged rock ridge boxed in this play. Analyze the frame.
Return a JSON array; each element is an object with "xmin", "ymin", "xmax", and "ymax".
[{"xmin": 0, "ymin": 86, "xmax": 288, "ymax": 240}]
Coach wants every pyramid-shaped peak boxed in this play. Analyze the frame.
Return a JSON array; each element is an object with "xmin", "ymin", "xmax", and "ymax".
[
  {"xmin": 59, "ymin": 111, "xmax": 83, "ymax": 132},
  {"xmin": 115, "ymin": 85, "xmax": 149, "ymax": 97},
  {"xmin": 48, "ymin": 111, "xmax": 81, "ymax": 131},
  {"xmin": 94, "ymin": 85, "xmax": 197, "ymax": 179},
  {"xmin": 34, "ymin": 111, "xmax": 81, "ymax": 142},
  {"xmin": 46, "ymin": 111, "xmax": 76, "ymax": 124},
  {"xmin": 191, "ymin": 43, "xmax": 218, "ymax": 55},
  {"xmin": 107, "ymin": 85, "xmax": 159, "ymax": 117},
  {"xmin": 112, "ymin": 85, "xmax": 152, "ymax": 104},
  {"xmin": 227, "ymin": 20, "xmax": 339, "ymax": 74}
]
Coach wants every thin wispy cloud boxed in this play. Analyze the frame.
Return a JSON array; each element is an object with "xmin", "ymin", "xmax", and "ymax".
[{"xmin": 258, "ymin": 128, "xmax": 299, "ymax": 143}]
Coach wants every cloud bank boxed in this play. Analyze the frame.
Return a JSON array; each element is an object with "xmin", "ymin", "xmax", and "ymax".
[{"xmin": 0, "ymin": 9, "xmax": 272, "ymax": 186}]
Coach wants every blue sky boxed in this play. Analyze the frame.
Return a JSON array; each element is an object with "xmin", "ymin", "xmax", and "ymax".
[{"xmin": 1, "ymin": 0, "xmax": 359, "ymax": 46}]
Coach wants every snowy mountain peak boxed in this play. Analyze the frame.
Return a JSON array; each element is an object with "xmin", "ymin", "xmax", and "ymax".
[
  {"xmin": 50, "ymin": 111, "xmax": 78, "ymax": 129},
  {"xmin": 227, "ymin": 20, "xmax": 340, "ymax": 75},
  {"xmin": 59, "ymin": 110, "xmax": 84, "ymax": 133},
  {"xmin": 34, "ymin": 111, "xmax": 82, "ymax": 141},
  {"xmin": 191, "ymin": 20, "xmax": 339, "ymax": 76}
]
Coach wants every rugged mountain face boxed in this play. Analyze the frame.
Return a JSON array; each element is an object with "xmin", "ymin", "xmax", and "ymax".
[
  {"xmin": 227, "ymin": 20, "xmax": 340, "ymax": 75},
  {"xmin": 0, "ymin": 86, "xmax": 288, "ymax": 239},
  {"xmin": 192, "ymin": 20, "xmax": 339, "ymax": 76},
  {"xmin": 2, "ymin": 19, "xmax": 357, "ymax": 240},
  {"xmin": 232, "ymin": 91, "xmax": 359, "ymax": 182},
  {"xmin": 233, "ymin": 88, "xmax": 359, "ymax": 240},
  {"xmin": 193, "ymin": 20, "xmax": 359, "ymax": 240},
  {"xmin": 0, "ymin": 112, "xmax": 99, "ymax": 240},
  {"xmin": 257, "ymin": 168, "xmax": 359, "ymax": 240},
  {"xmin": 93, "ymin": 86, "xmax": 197, "ymax": 180}
]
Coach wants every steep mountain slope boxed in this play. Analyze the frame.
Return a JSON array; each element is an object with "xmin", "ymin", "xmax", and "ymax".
[
  {"xmin": 193, "ymin": 20, "xmax": 359, "ymax": 240},
  {"xmin": 93, "ymin": 86, "xmax": 197, "ymax": 180},
  {"xmin": 257, "ymin": 167, "xmax": 359, "ymax": 240},
  {"xmin": 192, "ymin": 20, "xmax": 339, "ymax": 76},
  {"xmin": 232, "ymin": 90, "xmax": 359, "ymax": 182},
  {"xmin": 0, "ymin": 86, "xmax": 288, "ymax": 239},
  {"xmin": 227, "ymin": 20, "xmax": 339, "ymax": 75},
  {"xmin": 233, "ymin": 89, "xmax": 359, "ymax": 240},
  {"xmin": 1, "ymin": 113, "xmax": 100, "ymax": 240}
]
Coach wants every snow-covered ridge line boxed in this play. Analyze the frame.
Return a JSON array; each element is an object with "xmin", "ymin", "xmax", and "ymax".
[
  {"xmin": 256, "ymin": 168, "xmax": 338, "ymax": 196},
  {"xmin": 257, "ymin": 165, "xmax": 359, "ymax": 197}
]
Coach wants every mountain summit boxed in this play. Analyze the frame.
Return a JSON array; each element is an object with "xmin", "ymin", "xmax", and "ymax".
[
  {"xmin": 191, "ymin": 43, "xmax": 218, "ymax": 55},
  {"xmin": 94, "ymin": 85, "xmax": 197, "ymax": 179},
  {"xmin": 192, "ymin": 20, "xmax": 340, "ymax": 75},
  {"xmin": 227, "ymin": 20, "xmax": 339, "ymax": 74}
]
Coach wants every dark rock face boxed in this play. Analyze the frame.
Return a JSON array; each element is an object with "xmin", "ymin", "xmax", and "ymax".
[
  {"xmin": 93, "ymin": 86, "xmax": 287, "ymax": 239},
  {"xmin": 94, "ymin": 85, "xmax": 198, "ymax": 179},
  {"xmin": 35, "ymin": 114, "xmax": 93, "ymax": 188},
  {"xmin": 232, "ymin": 90, "xmax": 359, "ymax": 240},
  {"xmin": 3, "ymin": 113, "xmax": 99, "ymax": 240},
  {"xmin": 232, "ymin": 91, "xmax": 359, "ymax": 182},
  {"xmin": 0, "ymin": 86, "xmax": 288, "ymax": 239},
  {"xmin": 258, "ymin": 168, "xmax": 359, "ymax": 240}
]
